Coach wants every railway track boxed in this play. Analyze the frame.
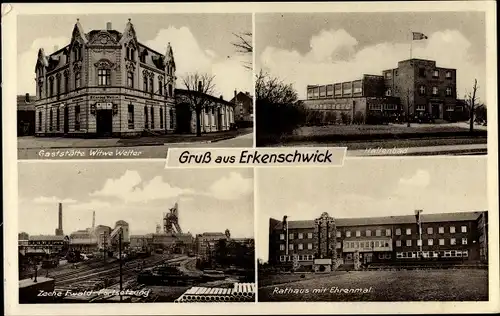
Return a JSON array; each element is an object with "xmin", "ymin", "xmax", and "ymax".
[{"xmin": 56, "ymin": 255, "xmax": 188, "ymax": 287}]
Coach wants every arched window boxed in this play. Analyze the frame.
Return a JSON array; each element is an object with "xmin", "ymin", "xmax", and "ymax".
[
  {"xmin": 149, "ymin": 77, "xmax": 154, "ymax": 93},
  {"xmin": 143, "ymin": 76, "xmax": 148, "ymax": 91},
  {"xmin": 127, "ymin": 72, "xmax": 134, "ymax": 88},
  {"xmin": 158, "ymin": 78, "xmax": 163, "ymax": 95},
  {"xmin": 168, "ymin": 84, "xmax": 173, "ymax": 97},
  {"xmin": 75, "ymin": 72, "xmax": 81, "ymax": 89},
  {"xmin": 49, "ymin": 77, "xmax": 54, "ymax": 97},
  {"xmin": 38, "ymin": 112, "xmax": 42, "ymax": 131},
  {"xmin": 56, "ymin": 75, "xmax": 61, "ymax": 96},
  {"xmin": 64, "ymin": 73, "xmax": 69, "ymax": 93},
  {"xmin": 169, "ymin": 109, "xmax": 174, "ymax": 129}
]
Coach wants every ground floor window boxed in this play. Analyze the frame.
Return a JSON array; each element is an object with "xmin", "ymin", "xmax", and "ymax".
[
  {"xmin": 49, "ymin": 109, "xmax": 53, "ymax": 131},
  {"xmin": 169, "ymin": 109, "xmax": 174, "ymax": 129},
  {"xmin": 75, "ymin": 105, "xmax": 81, "ymax": 131},
  {"xmin": 56, "ymin": 108, "xmax": 60, "ymax": 130},
  {"xmin": 151, "ymin": 107, "xmax": 155, "ymax": 129},
  {"xmin": 128, "ymin": 104, "xmax": 134, "ymax": 129},
  {"xmin": 38, "ymin": 112, "xmax": 42, "ymax": 131},
  {"xmin": 160, "ymin": 108, "xmax": 164, "ymax": 129},
  {"xmin": 144, "ymin": 106, "xmax": 148, "ymax": 129}
]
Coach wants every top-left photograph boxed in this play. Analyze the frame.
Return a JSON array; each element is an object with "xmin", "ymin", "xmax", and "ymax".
[{"xmin": 16, "ymin": 13, "xmax": 254, "ymax": 159}]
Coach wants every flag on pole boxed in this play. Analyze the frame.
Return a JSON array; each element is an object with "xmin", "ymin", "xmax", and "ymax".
[
  {"xmin": 412, "ymin": 32, "xmax": 428, "ymax": 40},
  {"xmin": 415, "ymin": 210, "xmax": 422, "ymax": 225}
]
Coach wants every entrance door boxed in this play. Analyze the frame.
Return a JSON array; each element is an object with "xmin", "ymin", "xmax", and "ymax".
[
  {"xmin": 63, "ymin": 106, "xmax": 69, "ymax": 134},
  {"xmin": 431, "ymin": 103, "xmax": 440, "ymax": 119},
  {"xmin": 96, "ymin": 109, "xmax": 113, "ymax": 137}
]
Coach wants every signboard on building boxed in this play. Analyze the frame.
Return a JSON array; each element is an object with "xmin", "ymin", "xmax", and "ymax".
[{"xmin": 314, "ymin": 258, "xmax": 332, "ymax": 265}]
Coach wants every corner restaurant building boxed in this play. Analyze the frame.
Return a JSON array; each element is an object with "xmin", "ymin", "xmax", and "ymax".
[
  {"xmin": 33, "ymin": 19, "xmax": 235, "ymax": 137},
  {"xmin": 268, "ymin": 211, "xmax": 488, "ymax": 271}
]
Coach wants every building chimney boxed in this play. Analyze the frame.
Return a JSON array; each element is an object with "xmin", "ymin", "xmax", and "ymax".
[
  {"xmin": 59, "ymin": 203, "xmax": 62, "ymax": 230},
  {"xmin": 106, "ymin": 22, "xmax": 112, "ymax": 31},
  {"xmin": 234, "ymin": 90, "xmax": 237, "ymax": 98},
  {"xmin": 55, "ymin": 203, "xmax": 64, "ymax": 236},
  {"xmin": 220, "ymin": 95, "xmax": 223, "ymax": 100},
  {"xmin": 92, "ymin": 211, "xmax": 95, "ymax": 229},
  {"xmin": 25, "ymin": 93, "xmax": 30, "ymax": 103}
]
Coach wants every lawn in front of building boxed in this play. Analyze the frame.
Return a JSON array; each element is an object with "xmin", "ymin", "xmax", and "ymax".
[{"xmin": 258, "ymin": 269, "xmax": 488, "ymax": 301}]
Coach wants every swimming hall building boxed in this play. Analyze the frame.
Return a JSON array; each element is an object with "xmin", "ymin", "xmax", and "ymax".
[{"xmin": 304, "ymin": 59, "xmax": 465, "ymax": 124}]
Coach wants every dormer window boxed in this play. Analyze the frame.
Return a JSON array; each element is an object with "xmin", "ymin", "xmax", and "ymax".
[{"xmin": 433, "ymin": 70, "xmax": 439, "ymax": 78}]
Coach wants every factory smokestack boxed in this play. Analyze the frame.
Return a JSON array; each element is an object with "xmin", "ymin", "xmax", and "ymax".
[
  {"xmin": 59, "ymin": 203, "xmax": 62, "ymax": 229},
  {"xmin": 92, "ymin": 211, "xmax": 95, "ymax": 229},
  {"xmin": 55, "ymin": 203, "xmax": 64, "ymax": 236}
]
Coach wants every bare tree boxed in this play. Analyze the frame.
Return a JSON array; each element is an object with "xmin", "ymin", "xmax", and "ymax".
[
  {"xmin": 465, "ymin": 79, "xmax": 479, "ymax": 133},
  {"xmin": 181, "ymin": 73, "xmax": 216, "ymax": 137},
  {"xmin": 232, "ymin": 32, "xmax": 252, "ymax": 70},
  {"xmin": 406, "ymin": 88, "xmax": 413, "ymax": 127}
]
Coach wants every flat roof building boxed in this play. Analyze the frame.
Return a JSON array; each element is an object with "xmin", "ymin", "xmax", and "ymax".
[{"xmin": 268, "ymin": 211, "xmax": 488, "ymax": 272}]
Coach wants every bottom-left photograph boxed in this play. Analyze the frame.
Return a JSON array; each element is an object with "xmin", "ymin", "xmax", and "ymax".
[{"xmin": 17, "ymin": 161, "xmax": 255, "ymax": 303}]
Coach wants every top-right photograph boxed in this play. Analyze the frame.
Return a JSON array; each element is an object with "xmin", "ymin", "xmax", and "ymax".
[{"xmin": 255, "ymin": 12, "xmax": 488, "ymax": 156}]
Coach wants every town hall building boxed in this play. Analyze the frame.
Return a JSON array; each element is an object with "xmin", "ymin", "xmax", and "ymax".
[{"xmin": 33, "ymin": 19, "xmax": 235, "ymax": 137}]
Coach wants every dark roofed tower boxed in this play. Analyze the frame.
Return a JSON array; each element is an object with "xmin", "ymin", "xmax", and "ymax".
[{"xmin": 313, "ymin": 212, "xmax": 336, "ymax": 272}]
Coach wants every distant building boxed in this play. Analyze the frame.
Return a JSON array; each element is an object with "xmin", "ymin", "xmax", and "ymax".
[
  {"xmin": 17, "ymin": 93, "xmax": 36, "ymax": 136},
  {"xmin": 195, "ymin": 232, "xmax": 228, "ymax": 261},
  {"xmin": 175, "ymin": 89, "xmax": 235, "ymax": 134},
  {"xmin": 230, "ymin": 90, "xmax": 253, "ymax": 127},
  {"xmin": 304, "ymin": 59, "xmax": 460, "ymax": 123},
  {"xmin": 268, "ymin": 211, "xmax": 488, "ymax": 272}
]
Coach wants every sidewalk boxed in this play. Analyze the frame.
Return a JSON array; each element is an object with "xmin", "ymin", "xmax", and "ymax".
[{"xmin": 18, "ymin": 128, "xmax": 253, "ymax": 149}]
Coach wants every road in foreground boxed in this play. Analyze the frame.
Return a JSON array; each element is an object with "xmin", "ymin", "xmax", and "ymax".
[{"xmin": 18, "ymin": 132, "xmax": 254, "ymax": 159}]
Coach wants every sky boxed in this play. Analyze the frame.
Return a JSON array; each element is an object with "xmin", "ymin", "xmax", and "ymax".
[
  {"xmin": 17, "ymin": 14, "xmax": 252, "ymax": 100},
  {"xmin": 18, "ymin": 162, "xmax": 254, "ymax": 238},
  {"xmin": 256, "ymin": 157, "xmax": 488, "ymax": 262},
  {"xmin": 256, "ymin": 12, "xmax": 487, "ymax": 102}
]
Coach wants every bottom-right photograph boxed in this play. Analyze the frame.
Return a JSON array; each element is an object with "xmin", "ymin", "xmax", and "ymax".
[{"xmin": 256, "ymin": 157, "xmax": 489, "ymax": 302}]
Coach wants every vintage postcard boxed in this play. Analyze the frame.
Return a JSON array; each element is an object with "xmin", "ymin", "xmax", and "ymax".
[{"xmin": 2, "ymin": 1, "xmax": 498, "ymax": 316}]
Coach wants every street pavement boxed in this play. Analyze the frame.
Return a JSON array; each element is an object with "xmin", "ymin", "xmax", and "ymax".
[{"xmin": 18, "ymin": 132, "xmax": 254, "ymax": 159}]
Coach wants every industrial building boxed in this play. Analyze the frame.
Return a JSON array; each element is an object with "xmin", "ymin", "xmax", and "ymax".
[
  {"xmin": 33, "ymin": 19, "xmax": 235, "ymax": 137},
  {"xmin": 129, "ymin": 203, "xmax": 195, "ymax": 254},
  {"xmin": 304, "ymin": 59, "xmax": 465, "ymax": 123},
  {"xmin": 268, "ymin": 210, "xmax": 488, "ymax": 272}
]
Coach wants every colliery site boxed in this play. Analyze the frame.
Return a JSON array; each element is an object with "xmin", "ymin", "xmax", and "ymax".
[{"xmin": 18, "ymin": 203, "xmax": 255, "ymax": 303}]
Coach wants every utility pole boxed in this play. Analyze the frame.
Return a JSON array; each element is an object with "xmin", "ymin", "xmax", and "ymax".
[{"xmin": 119, "ymin": 232, "xmax": 123, "ymax": 302}]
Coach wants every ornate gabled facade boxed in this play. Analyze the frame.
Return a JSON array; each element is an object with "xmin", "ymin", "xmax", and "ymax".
[{"xmin": 34, "ymin": 19, "xmax": 178, "ymax": 137}]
